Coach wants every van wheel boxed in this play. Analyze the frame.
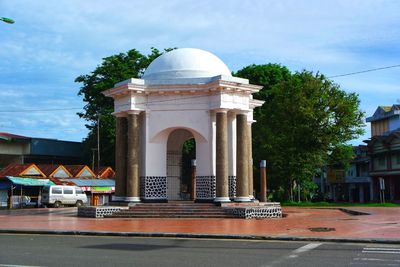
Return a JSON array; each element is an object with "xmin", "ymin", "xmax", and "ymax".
[
  {"xmin": 53, "ymin": 201, "xmax": 61, "ymax": 208},
  {"xmin": 76, "ymin": 200, "xmax": 83, "ymax": 207}
]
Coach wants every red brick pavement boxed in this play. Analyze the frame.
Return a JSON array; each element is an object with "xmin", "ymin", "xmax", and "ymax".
[{"xmin": 0, "ymin": 207, "xmax": 399, "ymax": 240}]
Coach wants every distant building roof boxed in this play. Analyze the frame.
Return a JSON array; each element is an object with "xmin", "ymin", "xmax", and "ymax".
[
  {"xmin": 64, "ymin": 165, "xmax": 96, "ymax": 178},
  {"xmin": 364, "ymin": 129, "xmax": 400, "ymax": 147},
  {"xmin": 95, "ymin": 166, "xmax": 115, "ymax": 179},
  {"xmin": 366, "ymin": 104, "xmax": 400, "ymax": 122},
  {"xmin": 65, "ymin": 179, "xmax": 115, "ymax": 187},
  {"xmin": 0, "ymin": 132, "xmax": 83, "ymax": 159},
  {"xmin": 0, "ymin": 132, "xmax": 30, "ymax": 141},
  {"xmin": 6, "ymin": 176, "xmax": 54, "ymax": 186},
  {"xmin": 0, "ymin": 163, "xmax": 46, "ymax": 178},
  {"xmin": 37, "ymin": 164, "xmax": 73, "ymax": 178}
]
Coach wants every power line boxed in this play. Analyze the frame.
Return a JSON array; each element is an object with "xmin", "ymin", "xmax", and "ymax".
[
  {"xmin": 2, "ymin": 63, "xmax": 398, "ymax": 114},
  {"xmin": 328, "ymin": 64, "xmax": 400, "ymax": 78},
  {"xmin": 0, "ymin": 94, "xmax": 212, "ymax": 113},
  {"xmin": 0, "ymin": 107, "xmax": 82, "ymax": 113}
]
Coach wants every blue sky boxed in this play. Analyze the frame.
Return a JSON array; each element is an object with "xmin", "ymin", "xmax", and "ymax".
[{"xmin": 0, "ymin": 0, "xmax": 399, "ymax": 144}]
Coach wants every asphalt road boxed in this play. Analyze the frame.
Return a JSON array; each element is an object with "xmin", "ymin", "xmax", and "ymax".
[{"xmin": 0, "ymin": 234, "xmax": 399, "ymax": 267}]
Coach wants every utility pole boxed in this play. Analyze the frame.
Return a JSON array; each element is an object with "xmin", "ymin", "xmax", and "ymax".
[
  {"xmin": 91, "ymin": 148, "xmax": 97, "ymax": 171},
  {"xmin": 97, "ymin": 112, "xmax": 101, "ymax": 175},
  {"xmin": 191, "ymin": 159, "xmax": 196, "ymax": 201},
  {"xmin": 260, "ymin": 160, "xmax": 267, "ymax": 202}
]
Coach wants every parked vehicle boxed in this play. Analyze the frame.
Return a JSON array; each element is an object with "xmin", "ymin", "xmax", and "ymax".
[{"xmin": 41, "ymin": 186, "xmax": 88, "ymax": 208}]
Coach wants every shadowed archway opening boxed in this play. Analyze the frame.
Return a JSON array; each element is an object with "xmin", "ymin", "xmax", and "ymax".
[{"xmin": 166, "ymin": 129, "xmax": 196, "ymax": 200}]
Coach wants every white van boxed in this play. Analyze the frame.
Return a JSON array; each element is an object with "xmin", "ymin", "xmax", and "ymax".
[{"xmin": 42, "ymin": 186, "xmax": 88, "ymax": 208}]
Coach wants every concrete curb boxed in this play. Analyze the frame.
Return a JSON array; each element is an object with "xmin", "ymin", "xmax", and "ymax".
[{"xmin": 1, "ymin": 229, "xmax": 400, "ymax": 244}]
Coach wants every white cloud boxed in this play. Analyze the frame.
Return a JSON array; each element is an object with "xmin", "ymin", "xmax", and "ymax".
[{"xmin": 1, "ymin": 0, "xmax": 399, "ymax": 143}]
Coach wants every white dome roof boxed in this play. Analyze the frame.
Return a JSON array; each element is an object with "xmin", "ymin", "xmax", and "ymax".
[{"xmin": 142, "ymin": 48, "xmax": 232, "ymax": 80}]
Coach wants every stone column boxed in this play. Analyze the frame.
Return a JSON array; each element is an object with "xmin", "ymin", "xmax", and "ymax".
[
  {"xmin": 235, "ymin": 113, "xmax": 250, "ymax": 202},
  {"xmin": 215, "ymin": 110, "xmax": 230, "ymax": 203},
  {"xmin": 248, "ymin": 122, "xmax": 254, "ymax": 200},
  {"xmin": 113, "ymin": 114, "xmax": 127, "ymax": 201},
  {"xmin": 126, "ymin": 111, "xmax": 141, "ymax": 202}
]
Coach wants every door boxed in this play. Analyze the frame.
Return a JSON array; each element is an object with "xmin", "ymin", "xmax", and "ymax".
[{"xmin": 167, "ymin": 151, "xmax": 182, "ymax": 200}]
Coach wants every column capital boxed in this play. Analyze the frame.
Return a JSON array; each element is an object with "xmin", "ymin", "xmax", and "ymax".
[
  {"xmin": 233, "ymin": 109, "xmax": 250, "ymax": 115},
  {"xmin": 127, "ymin": 110, "xmax": 143, "ymax": 115},
  {"xmin": 211, "ymin": 108, "xmax": 229, "ymax": 113},
  {"xmin": 112, "ymin": 111, "xmax": 127, "ymax": 117}
]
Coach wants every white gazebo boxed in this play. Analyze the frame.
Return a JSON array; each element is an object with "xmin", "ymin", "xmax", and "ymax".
[{"xmin": 103, "ymin": 48, "xmax": 263, "ymax": 203}]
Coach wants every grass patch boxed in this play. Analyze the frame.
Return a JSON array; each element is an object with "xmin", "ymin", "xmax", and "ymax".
[{"xmin": 281, "ymin": 201, "xmax": 400, "ymax": 207}]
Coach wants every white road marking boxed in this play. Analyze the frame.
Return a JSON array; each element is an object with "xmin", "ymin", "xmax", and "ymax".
[
  {"xmin": 363, "ymin": 248, "xmax": 400, "ymax": 251},
  {"xmin": 352, "ymin": 247, "xmax": 400, "ymax": 266},
  {"xmin": 262, "ymin": 242, "xmax": 323, "ymax": 266},
  {"xmin": 354, "ymin": 257, "xmax": 400, "ymax": 263},
  {"xmin": 288, "ymin": 242, "xmax": 323, "ymax": 258},
  {"xmin": 363, "ymin": 248, "xmax": 400, "ymax": 254}
]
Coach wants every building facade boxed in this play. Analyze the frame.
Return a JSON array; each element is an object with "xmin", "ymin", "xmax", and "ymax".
[
  {"xmin": 365, "ymin": 105, "xmax": 400, "ymax": 202},
  {"xmin": 103, "ymin": 48, "xmax": 263, "ymax": 203},
  {"xmin": 0, "ymin": 132, "xmax": 83, "ymax": 168},
  {"xmin": 366, "ymin": 131, "xmax": 400, "ymax": 202}
]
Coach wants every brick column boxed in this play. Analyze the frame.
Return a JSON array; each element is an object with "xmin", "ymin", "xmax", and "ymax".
[
  {"xmin": 113, "ymin": 114, "xmax": 127, "ymax": 201},
  {"xmin": 215, "ymin": 110, "xmax": 230, "ymax": 203},
  {"xmin": 235, "ymin": 113, "xmax": 251, "ymax": 202},
  {"xmin": 126, "ymin": 111, "xmax": 141, "ymax": 202}
]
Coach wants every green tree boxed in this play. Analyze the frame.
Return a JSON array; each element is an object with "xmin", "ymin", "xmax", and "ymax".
[
  {"xmin": 75, "ymin": 48, "xmax": 173, "ymax": 167},
  {"xmin": 235, "ymin": 66, "xmax": 365, "ymax": 201},
  {"xmin": 328, "ymin": 144, "xmax": 355, "ymax": 170}
]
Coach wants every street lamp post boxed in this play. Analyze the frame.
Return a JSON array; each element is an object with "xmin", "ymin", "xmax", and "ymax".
[{"xmin": 1, "ymin": 17, "xmax": 15, "ymax": 24}]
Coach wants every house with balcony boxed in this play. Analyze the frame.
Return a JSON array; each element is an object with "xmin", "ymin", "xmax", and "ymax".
[{"xmin": 365, "ymin": 105, "xmax": 400, "ymax": 202}]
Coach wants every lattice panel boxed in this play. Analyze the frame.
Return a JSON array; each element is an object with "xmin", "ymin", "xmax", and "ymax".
[
  {"xmin": 196, "ymin": 176, "xmax": 216, "ymax": 199},
  {"xmin": 228, "ymin": 175, "xmax": 236, "ymax": 198},
  {"xmin": 140, "ymin": 176, "xmax": 167, "ymax": 199}
]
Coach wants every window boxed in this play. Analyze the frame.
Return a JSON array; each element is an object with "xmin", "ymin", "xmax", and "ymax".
[
  {"xmin": 63, "ymin": 188, "xmax": 73, "ymax": 194},
  {"xmin": 76, "ymin": 188, "xmax": 84, "ymax": 194},
  {"xmin": 378, "ymin": 156, "xmax": 386, "ymax": 167},
  {"xmin": 51, "ymin": 187, "xmax": 62, "ymax": 194}
]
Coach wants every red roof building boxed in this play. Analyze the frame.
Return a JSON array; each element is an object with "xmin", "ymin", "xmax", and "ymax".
[
  {"xmin": 64, "ymin": 165, "xmax": 96, "ymax": 178},
  {"xmin": 95, "ymin": 167, "xmax": 115, "ymax": 179},
  {"xmin": 0, "ymin": 163, "xmax": 46, "ymax": 178},
  {"xmin": 37, "ymin": 164, "xmax": 73, "ymax": 178}
]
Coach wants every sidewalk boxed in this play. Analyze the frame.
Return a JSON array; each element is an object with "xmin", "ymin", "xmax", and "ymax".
[{"xmin": 0, "ymin": 207, "xmax": 399, "ymax": 243}]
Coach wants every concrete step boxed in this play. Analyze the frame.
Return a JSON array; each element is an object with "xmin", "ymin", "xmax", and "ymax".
[
  {"xmin": 105, "ymin": 202, "xmax": 236, "ymax": 218},
  {"xmin": 106, "ymin": 214, "xmax": 236, "ymax": 218},
  {"xmin": 117, "ymin": 211, "xmax": 230, "ymax": 216},
  {"xmin": 128, "ymin": 207, "xmax": 222, "ymax": 212}
]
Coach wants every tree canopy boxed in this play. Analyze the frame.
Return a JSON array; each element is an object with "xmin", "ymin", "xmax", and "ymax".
[{"xmin": 235, "ymin": 65, "xmax": 365, "ymax": 200}]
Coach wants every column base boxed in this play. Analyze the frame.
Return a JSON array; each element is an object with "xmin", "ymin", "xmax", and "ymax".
[
  {"xmin": 112, "ymin": 196, "xmax": 141, "ymax": 202},
  {"xmin": 214, "ymin": 197, "xmax": 231, "ymax": 203},
  {"xmin": 111, "ymin": 196, "xmax": 125, "ymax": 202},
  {"xmin": 234, "ymin": 196, "xmax": 252, "ymax": 202}
]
